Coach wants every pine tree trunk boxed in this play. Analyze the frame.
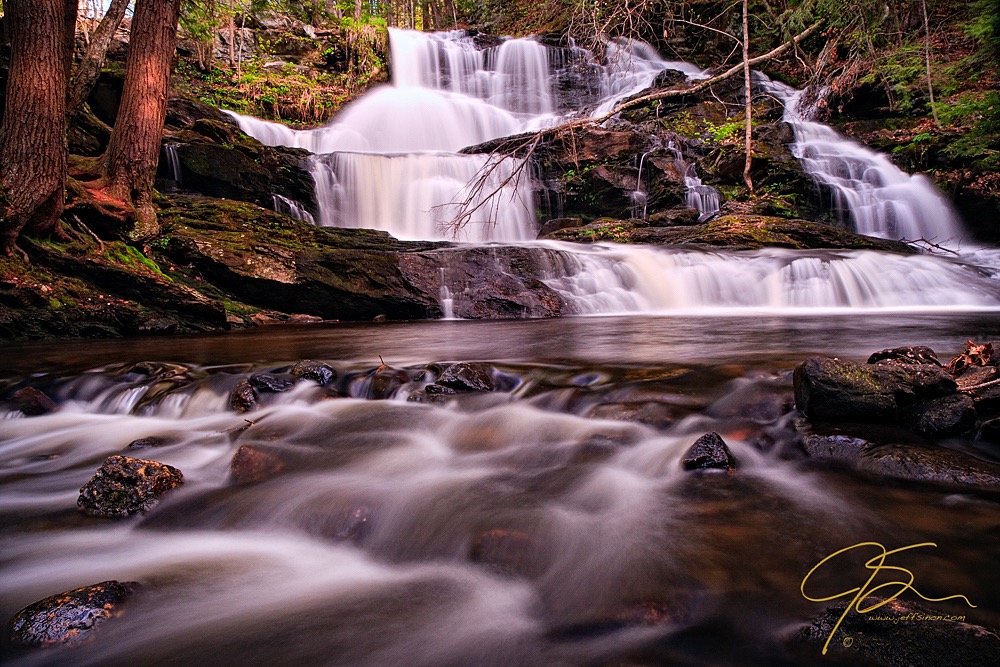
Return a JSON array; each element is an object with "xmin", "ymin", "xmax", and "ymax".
[
  {"xmin": 68, "ymin": 0, "xmax": 129, "ymax": 117},
  {"xmin": 0, "ymin": 0, "xmax": 70, "ymax": 254},
  {"xmin": 102, "ymin": 0, "xmax": 181, "ymax": 241}
]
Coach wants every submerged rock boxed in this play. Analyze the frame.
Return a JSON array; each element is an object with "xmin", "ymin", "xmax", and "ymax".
[
  {"xmin": 10, "ymin": 387, "xmax": 58, "ymax": 416},
  {"xmin": 125, "ymin": 436, "xmax": 168, "ymax": 450},
  {"xmin": 77, "ymin": 456, "xmax": 184, "ymax": 517},
  {"xmin": 857, "ymin": 444, "xmax": 1000, "ymax": 492},
  {"xmin": 8, "ymin": 580, "xmax": 137, "ymax": 648},
  {"xmin": 468, "ymin": 529, "xmax": 544, "ymax": 577},
  {"xmin": 681, "ymin": 432, "xmax": 737, "ymax": 471},
  {"xmin": 230, "ymin": 445, "xmax": 288, "ymax": 485}
]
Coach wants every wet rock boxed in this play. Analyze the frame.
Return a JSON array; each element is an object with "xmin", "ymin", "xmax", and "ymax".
[
  {"xmin": 801, "ymin": 434, "xmax": 873, "ymax": 465},
  {"xmin": 646, "ymin": 207, "xmax": 700, "ymax": 227},
  {"xmin": 77, "ymin": 456, "xmax": 184, "ymax": 517},
  {"xmin": 537, "ymin": 217, "xmax": 584, "ymax": 237},
  {"xmin": 8, "ymin": 581, "xmax": 137, "ymax": 648},
  {"xmin": 230, "ymin": 445, "xmax": 288, "ymax": 484},
  {"xmin": 858, "ymin": 444, "xmax": 1000, "ymax": 492},
  {"xmin": 249, "ymin": 373, "xmax": 295, "ymax": 393},
  {"xmin": 290, "ymin": 360, "xmax": 336, "ymax": 385},
  {"xmin": 788, "ymin": 597, "xmax": 1000, "ymax": 666},
  {"xmin": 329, "ymin": 506, "xmax": 371, "ymax": 542},
  {"xmin": 468, "ymin": 529, "xmax": 543, "ymax": 577},
  {"xmin": 973, "ymin": 384, "xmax": 1000, "ymax": 418},
  {"xmin": 229, "ymin": 379, "xmax": 258, "ymax": 413},
  {"xmin": 913, "ymin": 394, "xmax": 977, "ymax": 437},
  {"xmin": 793, "ymin": 357, "xmax": 955, "ymax": 423},
  {"xmin": 11, "ymin": 387, "xmax": 58, "ymax": 416},
  {"xmin": 681, "ymin": 432, "xmax": 737, "ymax": 471},
  {"xmin": 437, "ymin": 363, "xmax": 497, "ymax": 392},
  {"xmin": 653, "ymin": 68, "xmax": 688, "ymax": 88},
  {"xmin": 125, "ymin": 436, "xmax": 167, "ymax": 450},
  {"xmin": 868, "ymin": 345, "xmax": 940, "ymax": 367}
]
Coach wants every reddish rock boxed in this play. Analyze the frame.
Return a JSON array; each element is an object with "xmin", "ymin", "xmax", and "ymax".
[
  {"xmin": 8, "ymin": 580, "xmax": 137, "ymax": 648},
  {"xmin": 230, "ymin": 445, "xmax": 287, "ymax": 484},
  {"xmin": 77, "ymin": 456, "xmax": 184, "ymax": 517},
  {"xmin": 11, "ymin": 387, "xmax": 58, "ymax": 416},
  {"xmin": 229, "ymin": 379, "xmax": 258, "ymax": 413}
]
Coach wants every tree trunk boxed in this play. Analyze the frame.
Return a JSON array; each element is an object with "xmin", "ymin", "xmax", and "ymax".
[
  {"xmin": 421, "ymin": 0, "xmax": 430, "ymax": 31},
  {"xmin": 63, "ymin": 0, "xmax": 77, "ymax": 81},
  {"xmin": 68, "ymin": 0, "xmax": 129, "ymax": 118},
  {"xmin": 742, "ymin": 0, "xmax": 754, "ymax": 193},
  {"xmin": 0, "ymin": 0, "xmax": 70, "ymax": 254},
  {"xmin": 355, "ymin": 0, "xmax": 362, "ymax": 22},
  {"xmin": 228, "ymin": 0, "xmax": 236, "ymax": 67},
  {"xmin": 102, "ymin": 0, "xmax": 181, "ymax": 241}
]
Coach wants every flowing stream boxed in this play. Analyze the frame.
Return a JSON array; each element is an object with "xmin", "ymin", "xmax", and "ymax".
[{"xmin": 3, "ymin": 28, "xmax": 1000, "ymax": 666}]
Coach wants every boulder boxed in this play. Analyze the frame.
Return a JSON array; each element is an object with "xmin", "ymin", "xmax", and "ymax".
[
  {"xmin": 793, "ymin": 357, "xmax": 956, "ymax": 423},
  {"xmin": 77, "ymin": 456, "xmax": 184, "ymax": 517},
  {"xmin": 468, "ymin": 529, "xmax": 544, "ymax": 577},
  {"xmin": 249, "ymin": 373, "xmax": 295, "ymax": 393},
  {"xmin": 867, "ymin": 345, "xmax": 940, "ymax": 366},
  {"xmin": 980, "ymin": 417, "xmax": 1000, "ymax": 444},
  {"xmin": 913, "ymin": 394, "xmax": 976, "ymax": 437},
  {"xmin": 290, "ymin": 360, "xmax": 336, "ymax": 385},
  {"xmin": 681, "ymin": 432, "xmax": 737, "ymax": 471},
  {"xmin": 8, "ymin": 581, "xmax": 137, "ymax": 648},
  {"xmin": 436, "ymin": 363, "xmax": 497, "ymax": 392},
  {"xmin": 858, "ymin": 444, "xmax": 1000, "ymax": 492},
  {"xmin": 801, "ymin": 434, "xmax": 873, "ymax": 465},
  {"xmin": 125, "ymin": 436, "xmax": 167, "ymax": 450},
  {"xmin": 10, "ymin": 387, "xmax": 57, "ymax": 416}
]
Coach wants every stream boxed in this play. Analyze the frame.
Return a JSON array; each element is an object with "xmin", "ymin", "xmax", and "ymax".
[{"xmin": 3, "ymin": 27, "xmax": 1000, "ymax": 665}]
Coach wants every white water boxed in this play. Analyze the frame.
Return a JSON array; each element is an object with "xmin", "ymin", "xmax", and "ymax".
[
  {"xmin": 761, "ymin": 78, "xmax": 967, "ymax": 244},
  {"xmin": 163, "ymin": 143, "xmax": 183, "ymax": 188},
  {"xmin": 272, "ymin": 194, "xmax": 316, "ymax": 224},
  {"xmin": 225, "ymin": 29, "xmax": 998, "ymax": 313}
]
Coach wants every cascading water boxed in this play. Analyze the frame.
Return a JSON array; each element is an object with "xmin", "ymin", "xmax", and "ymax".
[
  {"xmin": 163, "ymin": 143, "xmax": 183, "ymax": 189},
  {"xmin": 761, "ymin": 78, "xmax": 967, "ymax": 244},
  {"xmin": 272, "ymin": 194, "xmax": 316, "ymax": 224},
  {"xmin": 226, "ymin": 29, "xmax": 997, "ymax": 312}
]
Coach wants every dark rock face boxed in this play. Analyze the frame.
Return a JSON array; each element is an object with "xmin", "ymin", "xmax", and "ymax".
[
  {"xmin": 801, "ymin": 434, "xmax": 873, "ymax": 465},
  {"xmin": 857, "ymin": 444, "xmax": 1000, "ymax": 492},
  {"xmin": 681, "ymin": 432, "xmax": 737, "ymax": 471},
  {"xmin": 868, "ymin": 345, "xmax": 940, "ymax": 366},
  {"xmin": 290, "ymin": 360, "xmax": 336, "ymax": 385},
  {"xmin": 913, "ymin": 394, "xmax": 977, "ymax": 437},
  {"xmin": 249, "ymin": 373, "xmax": 295, "ymax": 393},
  {"xmin": 793, "ymin": 357, "xmax": 955, "ymax": 423},
  {"xmin": 126, "ymin": 436, "xmax": 167, "ymax": 450},
  {"xmin": 788, "ymin": 597, "xmax": 1000, "ymax": 666},
  {"xmin": 437, "ymin": 363, "xmax": 497, "ymax": 392},
  {"xmin": 77, "ymin": 456, "xmax": 184, "ymax": 517},
  {"xmin": 8, "ymin": 581, "xmax": 137, "ymax": 648}
]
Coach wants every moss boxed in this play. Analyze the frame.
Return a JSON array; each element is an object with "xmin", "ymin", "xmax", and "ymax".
[{"xmin": 102, "ymin": 242, "xmax": 168, "ymax": 279}]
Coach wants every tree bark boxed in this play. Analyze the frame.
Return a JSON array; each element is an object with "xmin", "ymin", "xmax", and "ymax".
[
  {"xmin": 0, "ymin": 0, "xmax": 70, "ymax": 254},
  {"xmin": 742, "ymin": 0, "xmax": 753, "ymax": 193},
  {"xmin": 68, "ymin": 0, "xmax": 130, "ymax": 117},
  {"xmin": 102, "ymin": 0, "xmax": 181, "ymax": 241},
  {"xmin": 63, "ymin": 0, "xmax": 77, "ymax": 81}
]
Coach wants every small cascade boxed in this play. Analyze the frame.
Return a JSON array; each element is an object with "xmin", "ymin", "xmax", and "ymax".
[
  {"xmin": 272, "ymin": 194, "xmax": 316, "ymax": 224},
  {"xmin": 631, "ymin": 150, "xmax": 653, "ymax": 220},
  {"xmin": 761, "ymin": 78, "xmax": 967, "ymax": 244},
  {"xmin": 439, "ymin": 268, "xmax": 457, "ymax": 320},
  {"xmin": 163, "ymin": 143, "xmax": 183, "ymax": 188},
  {"xmin": 666, "ymin": 141, "xmax": 721, "ymax": 221},
  {"xmin": 592, "ymin": 38, "xmax": 708, "ymax": 117}
]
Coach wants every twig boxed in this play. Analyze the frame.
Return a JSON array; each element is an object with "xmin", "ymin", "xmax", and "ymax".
[{"xmin": 958, "ymin": 377, "xmax": 1000, "ymax": 393}]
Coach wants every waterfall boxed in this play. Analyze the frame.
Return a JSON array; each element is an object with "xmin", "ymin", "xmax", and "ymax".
[
  {"xmin": 163, "ymin": 143, "xmax": 183, "ymax": 188},
  {"xmin": 272, "ymin": 194, "xmax": 316, "ymax": 224},
  {"xmin": 665, "ymin": 140, "xmax": 720, "ymax": 221},
  {"xmin": 534, "ymin": 243, "xmax": 1000, "ymax": 313},
  {"xmin": 761, "ymin": 78, "xmax": 967, "ymax": 244}
]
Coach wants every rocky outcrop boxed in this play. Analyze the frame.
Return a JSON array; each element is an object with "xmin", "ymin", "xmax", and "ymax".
[
  {"xmin": 77, "ymin": 455, "xmax": 184, "ymax": 517},
  {"xmin": 8, "ymin": 581, "xmax": 137, "ymax": 648}
]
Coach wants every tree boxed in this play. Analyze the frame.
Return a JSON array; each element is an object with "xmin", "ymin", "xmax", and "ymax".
[
  {"xmin": 101, "ymin": 0, "xmax": 182, "ymax": 241},
  {"xmin": 0, "ymin": 0, "xmax": 74, "ymax": 256},
  {"xmin": 68, "ymin": 0, "xmax": 131, "ymax": 117}
]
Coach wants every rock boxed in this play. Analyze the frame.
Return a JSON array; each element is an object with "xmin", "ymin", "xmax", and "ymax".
[
  {"xmin": 537, "ymin": 217, "xmax": 584, "ymax": 237},
  {"xmin": 653, "ymin": 68, "xmax": 688, "ymax": 88},
  {"xmin": 800, "ymin": 434, "xmax": 874, "ymax": 465},
  {"xmin": 230, "ymin": 445, "xmax": 287, "ymax": 484},
  {"xmin": 980, "ymin": 418, "xmax": 1000, "ymax": 444},
  {"xmin": 77, "ymin": 456, "xmax": 184, "ymax": 517},
  {"xmin": 229, "ymin": 379, "xmax": 258, "ymax": 413},
  {"xmin": 329, "ymin": 506, "xmax": 370, "ymax": 542},
  {"xmin": 788, "ymin": 597, "xmax": 1000, "ymax": 666},
  {"xmin": 867, "ymin": 345, "xmax": 940, "ymax": 366},
  {"xmin": 681, "ymin": 432, "xmax": 737, "ymax": 471},
  {"xmin": 436, "ymin": 363, "xmax": 497, "ymax": 392},
  {"xmin": 913, "ymin": 394, "xmax": 976, "ymax": 437},
  {"xmin": 11, "ymin": 387, "xmax": 57, "ymax": 416},
  {"xmin": 125, "ymin": 436, "xmax": 167, "ymax": 450},
  {"xmin": 858, "ymin": 444, "xmax": 1000, "ymax": 492},
  {"xmin": 646, "ymin": 208, "xmax": 700, "ymax": 227},
  {"xmin": 249, "ymin": 373, "xmax": 295, "ymax": 393},
  {"xmin": 290, "ymin": 360, "xmax": 336, "ymax": 385},
  {"xmin": 174, "ymin": 143, "xmax": 274, "ymax": 203},
  {"xmin": 468, "ymin": 529, "xmax": 543, "ymax": 576},
  {"xmin": 165, "ymin": 96, "xmax": 228, "ymax": 130},
  {"xmin": 793, "ymin": 357, "xmax": 955, "ymax": 423},
  {"xmin": 8, "ymin": 581, "xmax": 137, "ymax": 648},
  {"xmin": 973, "ymin": 383, "xmax": 1000, "ymax": 418}
]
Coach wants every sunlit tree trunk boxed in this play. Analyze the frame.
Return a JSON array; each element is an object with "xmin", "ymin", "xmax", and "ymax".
[
  {"xmin": 0, "ymin": 0, "xmax": 71, "ymax": 254},
  {"xmin": 102, "ymin": 0, "xmax": 181, "ymax": 241},
  {"xmin": 742, "ymin": 0, "xmax": 754, "ymax": 193}
]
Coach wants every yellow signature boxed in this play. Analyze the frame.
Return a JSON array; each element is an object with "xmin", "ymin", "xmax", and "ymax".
[{"xmin": 800, "ymin": 541, "xmax": 976, "ymax": 655}]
